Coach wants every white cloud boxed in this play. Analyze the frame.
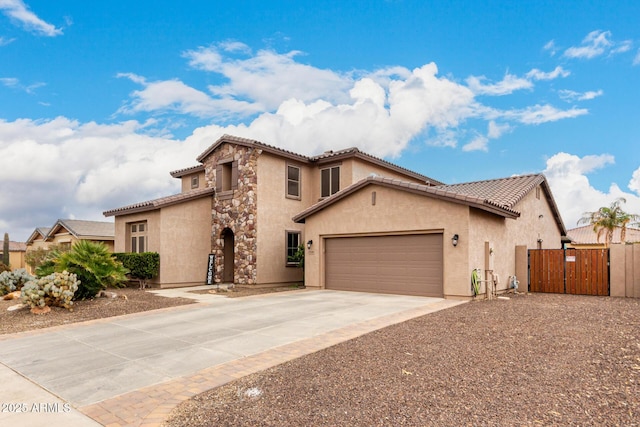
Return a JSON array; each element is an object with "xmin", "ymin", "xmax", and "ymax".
[
  {"xmin": 487, "ymin": 120, "xmax": 511, "ymax": 139},
  {"xmin": 563, "ymin": 30, "xmax": 632, "ymax": 60},
  {"xmin": 0, "ymin": 76, "xmax": 45, "ymax": 94},
  {"xmin": 117, "ymin": 75, "xmax": 263, "ymax": 119},
  {"xmin": 462, "ymin": 135, "xmax": 488, "ymax": 152},
  {"xmin": 502, "ymin": 104, "xmax": 588, "ymax": 125},
  {"xmin": 466, "ymin": 73, "xmax": 533, "ymax": 96},
  {"xmin": 0, "ymin": 117, "xmax": 214, "ymax": 239},
  {"xmin": 630, "ymin": 167, "xmax": 640, "ymax": 195},
  {"xmin": 0, "ymin": 0, "xmax": 62, "ymax": 36},
  {"xmin": 558, "ymin": 89, "xmax": 603, "ymax": 102},
  {"xmin": 526, "ymin": 66, "xmax": 570, "ymax": 81},
  {"xmin": 634, "ymin": 50, "xmax": 640, "ymax": 66},
  {"xmin": 543, "ymin": 152, "xmax": 640, "ymax": 228},
  {"xmin": 543, "ymin": 40, "xmax": 557, "ymax": 56},
  {"xmin": 183, "ymin": 43, "xmax": 352, "ymax": 110},
  {"xmin": 0, "ymin": 36, "xmax": 15, "ymax": 46}
]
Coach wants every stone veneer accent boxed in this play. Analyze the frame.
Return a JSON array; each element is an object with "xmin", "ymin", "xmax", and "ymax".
[{"xmin": 202, "ymin": 143, "xmax": 259, "ymax": 284}]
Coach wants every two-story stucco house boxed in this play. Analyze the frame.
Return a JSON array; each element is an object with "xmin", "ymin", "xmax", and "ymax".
[{"xmin": 104, "ymin": 134, "xmax": 566, "ymax": 299}]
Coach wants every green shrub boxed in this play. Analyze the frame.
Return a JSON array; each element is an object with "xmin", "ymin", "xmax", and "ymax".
[
  {"xmin": 113, "ymin": 252, "xmax": 160, "ymax": 287},
  {"xmin": 21, "ymin": 271, "xmax": 79, "ymax": 310},
  {"xmin": 0, "ymin": 268, "xmax": 34, "ymax": 296},
  {"xmin": 54, "ymin": 241, "xmax": 128, "ymax": 300}
]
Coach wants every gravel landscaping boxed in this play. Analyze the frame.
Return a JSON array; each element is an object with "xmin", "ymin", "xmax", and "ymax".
[
  {"xmin": 0, "ymin": 287, "xmax": 195, "ymax": 335},
  {"xmin": 165, "ymin": 293, "xmax": 640, "ymax": 427}
]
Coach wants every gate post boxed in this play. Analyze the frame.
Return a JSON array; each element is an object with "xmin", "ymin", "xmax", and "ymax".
[
  {"xmin": 515, "ymin": 245, "xmax": 528, "ymax": 293},
  {"xmin": 610, "ymin": 244, "xmax": 627, "ymax": 297}
]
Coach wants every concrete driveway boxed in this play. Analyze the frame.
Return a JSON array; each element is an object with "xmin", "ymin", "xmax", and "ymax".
[{"xmin": 0, "ymin": 289, "xmax": 464, "ymax": 426}]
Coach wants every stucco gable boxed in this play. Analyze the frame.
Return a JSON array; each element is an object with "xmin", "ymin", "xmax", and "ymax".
[
  {"xmin": 293, "ymin": 176, "xmax": 521, "ymax": 223},
  {"xmin": 26, "ymin": 227, "xmax": 51, "ymax": 244}
]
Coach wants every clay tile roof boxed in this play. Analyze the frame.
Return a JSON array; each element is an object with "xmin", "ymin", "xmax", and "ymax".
[
  {"xmin": 293, "ymin": 176, "xmax": 520, "ymax": 223},
  {"xmin": 197, "ymin": 134, "xmax": 444, "ymax": 186},
  {"xmin": 435, "ymin": 174, "xmax": 544, "ymax": 210},
  {"xmin": 8, "ymin": 241, "xmax": 27, "ymax": 252},
  {"xmin": 103, "ymin": 187, "xmax": 215, "ymax": 217},
  {"xmin": 49, "ymin": 219, "xmax": 115, "ymax": 239},
  {"xmin": 170, "ymin": 164, "xmax": 205, "ymax": 178},
  {"xmin": 567, "ymin": 225, "xmax": 640, "ymax": 244}
]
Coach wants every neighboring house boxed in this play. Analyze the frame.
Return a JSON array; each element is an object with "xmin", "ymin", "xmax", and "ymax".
[
  {"xmin": 104, "ymin": 134, "xmax": 566, "ymax": 298},
  {"xmin": 24, "ymin": 220, "xmax": 115, "ymax": 273},
  {"xmin": 0, "ymin": 241, "xmax": 27, "ymax": 269},
  {"xmin": 566, "ymin": 225, "xmax": 640, "ymax": 248}
]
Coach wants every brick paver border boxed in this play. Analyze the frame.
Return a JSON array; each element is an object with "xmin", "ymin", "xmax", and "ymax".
[{"xmin": 79, "ymin": 299, "xmax": 464, "ymax": 427}]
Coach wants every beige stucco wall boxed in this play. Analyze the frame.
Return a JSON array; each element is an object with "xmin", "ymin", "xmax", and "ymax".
[
  {"xmin": 610, "ymin": 243, "xmax": 640, "ymax": 298},
  {"xmin": 113, "ymin": 198, "xmax": 211, "ymax": 287},
  {"xmin": 468, "ymin": 186, "xmax": 563, "ymax": 293},
  {"xmin": 302, "ymin": 184, "xmax": 471, "ymax": 298},
  {"xmin": 5, "ymin": 251, "xmax": 25, "ymax": 270},
  {"xmin": 113, "ymin": 197, "xmax": 211, "ymax": 287},
  {"xmin": 255, "ymin": 153, "xmax": 306, "ymax": 284},
  {"xmin": 305, "ymin": 158, "xmax": 430, "ymax": 203},
  {"xmin": 158, "ymin": 196, "xmax": 212, "ymax": 286},
  {"xmin": 180, "ymin": 171, "xmax": 206, "ymax": 192}
]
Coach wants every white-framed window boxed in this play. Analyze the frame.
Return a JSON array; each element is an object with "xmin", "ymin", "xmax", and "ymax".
[
  {"xmin": 286, "ymin": 231, "xmax": 301, "ymax": 266},
  {"xmin": 286, "ymin": 164, "xmax": 301, "ymax": 199},
  {"xmin": 130, "ymin": 221, "xmax": 147, "ymax": 253},
  {"xmin": 321, "ymin": 166, "xmax": 340, "ymax": 198},
  {"xmin": 191, "ymin": 175, "xmax": 199, "ymax": 189}
]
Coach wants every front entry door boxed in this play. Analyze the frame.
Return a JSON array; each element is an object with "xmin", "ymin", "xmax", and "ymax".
[{"xmin": 222, "ymin": 228, "xmax": 234, "ymax": 283}]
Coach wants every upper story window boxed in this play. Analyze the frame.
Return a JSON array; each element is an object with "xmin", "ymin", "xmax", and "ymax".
[
  {"xmin": 191, "ymin": 175, "xmax": 199, "ymax": 189},
  {"xmin": 287, "ymin": 164, "xmax": 301, "ymax": 199},
  {"xmin": 216, "ymin": 159, "xmax": 238, "ymax": 193},
  {"xmin": 130, "ymin": 221, "xmax": 147, "ymax": 253},
  {"xmin": 321, "ymin": 166, "xmax": 340, "ymax": 198}
]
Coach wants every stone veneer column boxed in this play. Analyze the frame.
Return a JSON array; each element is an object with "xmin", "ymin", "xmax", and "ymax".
[{"xmin": 203, "ymin": 143, "xmax": 259, "ymax": 285}]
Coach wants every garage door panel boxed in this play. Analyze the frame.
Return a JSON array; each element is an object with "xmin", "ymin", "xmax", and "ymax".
[{"xmin": 325, "ymin": 234, "xmax": 443, "ymax": 297}]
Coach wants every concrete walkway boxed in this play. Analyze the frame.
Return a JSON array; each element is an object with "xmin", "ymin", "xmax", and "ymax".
[{"xmin": 0, "ymin": 289, "xmax": 465, "ymax": 426}]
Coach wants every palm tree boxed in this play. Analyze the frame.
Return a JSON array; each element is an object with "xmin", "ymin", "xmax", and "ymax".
[{"xmin": 578, "ymin": 198, "xmax": 640, "ymax": 246}]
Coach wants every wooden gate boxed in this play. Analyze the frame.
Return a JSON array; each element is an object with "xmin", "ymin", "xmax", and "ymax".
[{"xmin": 529, "ymin": 249, "xmax": 609, "ymax": 295}]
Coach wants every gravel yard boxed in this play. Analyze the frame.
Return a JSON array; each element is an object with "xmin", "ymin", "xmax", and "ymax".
[
  {"xmin": 0, "ymin": 287, "xmax": 195, "ymax": 335},
  {"xmin": 165, "ymin": 293, "xmax": 640, "ymax": 427}
]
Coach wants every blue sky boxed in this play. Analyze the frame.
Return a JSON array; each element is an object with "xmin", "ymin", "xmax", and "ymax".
[{"xmin": 1, "ymin": 0, "xmax": 640, "ymax": 241}]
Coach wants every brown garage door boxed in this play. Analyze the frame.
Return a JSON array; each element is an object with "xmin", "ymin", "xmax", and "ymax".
[{"xmin": 325, "ymin": 234, "xmax": 443, "ymax": 297}]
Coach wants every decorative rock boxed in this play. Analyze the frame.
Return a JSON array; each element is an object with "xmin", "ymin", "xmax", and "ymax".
[
  {"xmin": 7, "ymin": 303, "xmax": 26, "ymax": 311},
  {"xmin": 3, "ymin": 290, "xmax": 21, "ymax": 300},
  {"xmin": 30, "ymin": 306, "xmax": 51, "ymax": 315}
]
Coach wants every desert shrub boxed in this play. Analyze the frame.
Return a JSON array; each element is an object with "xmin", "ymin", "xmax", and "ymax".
[
  {"xmin": 0, "ymin": 268, "xmax": 34, "ymax": 296},
  {"xmin": 21, "ymin": 271, "xmax": 79, "ymax": 310},
  {"xmin": 113, "ymin": 252, "xmax": 160, "ymax": 288},
  {"xmin": 34, "ymin": 246, "xmax": 66, "ymax": 277},
  {"xmin": 0, "ymin": 262, "xmax": 10, "ymax": 273},
  {"xmin": 55, "ymin": 240, "xmax": 128, "ymax": 300},
  {"xmin": 26, "ymin": 245, "xmax": 67, "ymax": 273}
]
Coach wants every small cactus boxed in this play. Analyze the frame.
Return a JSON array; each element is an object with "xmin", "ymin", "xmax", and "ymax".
[{"xmin": 21, "ymin": 271, "xmax": 79, "ymax": 311}]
